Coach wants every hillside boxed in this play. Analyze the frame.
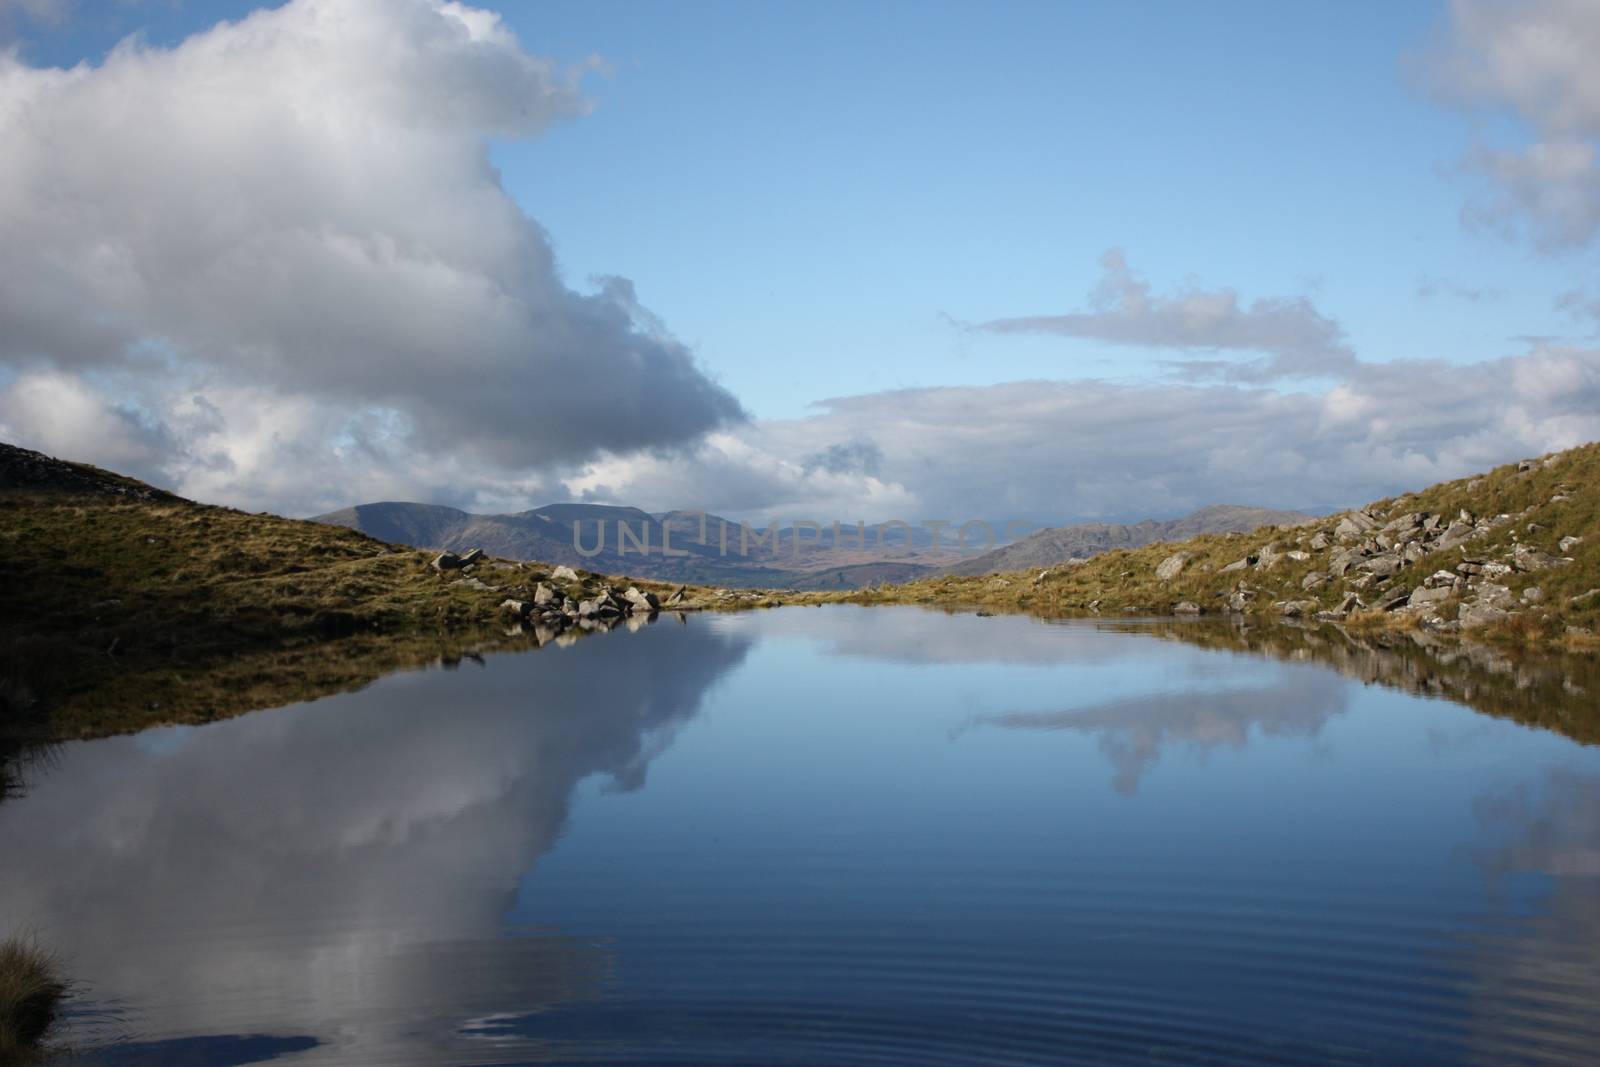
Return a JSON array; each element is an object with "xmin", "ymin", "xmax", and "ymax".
[
  {"xmin": 943, "ymin": 505, "xmax": 1316, "ymax": 575},
  {"xmin": 846, "ymin": 445, "xmax": 1600, "ymax": 649},
  {"xmin": 0, "ymin": 443, "xmax": 754, "ymax": 738}
]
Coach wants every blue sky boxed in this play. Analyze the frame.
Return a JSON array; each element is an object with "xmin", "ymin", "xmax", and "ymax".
[
  {"xmin": 13, "ymin": 0, "xmax": 1586, "ymax": 416},
  {"xmin": 2, "ymin": 0, "xmax": 1598, "ymax": 522}
]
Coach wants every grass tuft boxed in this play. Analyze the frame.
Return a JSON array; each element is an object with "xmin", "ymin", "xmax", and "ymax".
[{"xmin": 0, "ymin": 935, "xmax": 67, "ymax": 1061}]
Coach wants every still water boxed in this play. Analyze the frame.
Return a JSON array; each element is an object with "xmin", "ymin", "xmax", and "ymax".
[{"xmin": 4, "ymin": 606, "xmax": 1599, "ymax": 1065}]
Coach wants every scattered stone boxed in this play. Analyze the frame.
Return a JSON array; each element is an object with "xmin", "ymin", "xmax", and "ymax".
[
  {"xmin": 1511, "ymin": 545, "xmax": 1566, "ymax": 572},
  {"xmin": 1570, "ymin": 588, "xmax": 1600, "ymax": 606},
  {"xmin": 1301, "ymin": 572, "xmax": 1330, "ymax": 592},
  {"xmin": 1286, "ymin": 550, "xmax": 1310, "ymax": 562},
  {"xmin": 1379, "ymin": 593, "xmax": 1412, "ymax": 612},
  {"xmin": 458, "ymin": 548, "xmax": 485, "ymax": 566},
  {"xmin": 1220, "ymin": 558, "xmax": 1251, "ymax": 574},
  {"xmin": 430, "ymin": 551, "xmax": 462, "ymax": 572},
  {"xmin": 500, "ymin": 599, "xmax": 531, "ymax": 617},
  {"xmin": 1309, "ymin": 532, "xmax": 1330, "ymax": 551},
  {"xmin": 1522, "ymin": 586, "xmax": 1545, "ymax": 604},
  {"xmin": 552, "ymin": 565, "xmax": 580, "ymax": 582},
  {"xmin": 533, "ymin": 582, "xmax": 559, "ymax": 606},
  {"xmin": 1408, "ymin": 585, "xmax": 1453, "ymax": 609},
  {"xmin": 1277, "ymin": 600, "xmax": 1317, "ymax": 618},
  {"xmin": 1360, "ymin": 554, "xmax": 1404, "ymax": 578},
  {"xmin": 1173, "ymin": 601, "xmax": 1203, "ymax": 615},
  {"xmin": 1459, "ymin": 602, "xmax": 1509, "ymax": 629},
  {"xmin": 1423, "ymin": 570, "xmax": 1458, "ymax": 589},
  {"xmin": 1559, "ymin": 535, "xmax": 1584, "ymax": 553},
  {"xmin": 622, "ymin": 586, "xmax": 660, "ymax": 613},
  {"xmin": 1155, "ymin": 552, "xmax": 1192, "ymax": 581}
]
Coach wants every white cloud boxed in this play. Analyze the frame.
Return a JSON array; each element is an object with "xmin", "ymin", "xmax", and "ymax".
[
  {"xmin": 977, "ymin": 250, "xmax": 1358, "ymax": 382},
  {"xmin": 1426, "ymin": 0, "xmax": 1600, "ymax": 249},
  {"xmin": 560, "ymin": 343, "xmax": 1600, "ymax": 525},
  {"xmin": 0, "ymin": 0, "xmax": 741, "ymax": 493}
]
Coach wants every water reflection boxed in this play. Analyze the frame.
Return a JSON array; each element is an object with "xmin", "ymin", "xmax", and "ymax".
[
  {"xmin": 5, "ymin": 606, "xmax": 1600, "ymax": 1064},
  {"xmin": 1453, "ymin": 771, "xmax": 1600, "ymax": 1063},
  {"xmin": 968, "ymin": 671, "xmax": 1349, "ymax": 795},
  {"xmin": 0, "ymin": 620, "xmax": 751, "ymax": 1064}
]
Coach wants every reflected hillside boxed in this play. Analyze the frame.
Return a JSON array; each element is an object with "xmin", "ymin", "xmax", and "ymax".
[
  {"xmin": 5, "ymin": 609, "xmax": 686, "ymax": 744},
  {"xmin": 1119, "ymin": 618, "xmax": 1600, "ymax": 748},
  {"xmin": 0, "ymin": 618, "xmax": 753, "ymax": 1064}
]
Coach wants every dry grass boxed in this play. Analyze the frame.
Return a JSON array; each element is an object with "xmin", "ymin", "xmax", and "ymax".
[{"xmin": 0, "ymin": 936, "xmax": 67, "ymax": 1062}]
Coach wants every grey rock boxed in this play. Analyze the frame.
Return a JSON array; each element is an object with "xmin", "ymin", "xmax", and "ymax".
[
  {"xmin": 551, "ymin": 565, "xmax": 580, "ymax": 582},
  {"xmin": 1559, "ymin": 535, "xmax": 1584, "ymax": 553},
  {"xmin": 1301, "ymin": 572, "xmax": 1330, "ymax": 592},
  {"xmin": 1173, "ymin": 601, "xmax": 1203, "ymax": 615},
  {"xmin": 1155, "ymin": 552, "xmax": 1192, "ymax": 581},
  {"xmin": 1522, "ymin": 586, "xmax": 1545, "ymax": 604},
  {"xmin": 1511, "ymin": 545, "xmax": 1566, "ymax": 572},
  {"xmin": 1458, "ymin": 601, "xmax": 1509, "ymax": 630},
  {"xmin": 1361, "ymin": 554, "xmax": 1404, "ymax": 578},
  {"xmin": 430, "ymin": 551, "xmax": 462, "ymax": 572},
  {"xmin": 500, "ymin": 598, "xmax": 531, "ymax": 617},
  {"xmin": 533, "ymin": 582, "xmax": 559, "ymax": 606},
  {"xmin": 1408, "ymin": 585, "xmax": 1453, "ymax": 609},
  {"xmin": 459, "ymin": 548, "xmax": 485, "ymax": 566},
  {"xmin": 1423, "ymin": 569, "xmax": 1458, "ymax": 589}
]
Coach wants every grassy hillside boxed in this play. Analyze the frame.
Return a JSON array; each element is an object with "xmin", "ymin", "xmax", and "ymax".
[
  {"xmin": 0, "ymin": 443, "xmax": 739, "ymax": 739},
  {"xmin": 841, "ymin": 443, "xmax": 1600, "ymax": 650}
]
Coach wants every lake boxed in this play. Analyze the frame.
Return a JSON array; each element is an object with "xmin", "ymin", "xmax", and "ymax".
[{"xmin": 4, "ymin": 605, "xmax": 1599, "ymax": 1065}]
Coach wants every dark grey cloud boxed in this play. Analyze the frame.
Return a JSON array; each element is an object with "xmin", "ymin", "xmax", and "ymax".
[
  {"xmin": 0, "ymin": 0, "xmax": 742, "ymax": 502},
  {"xmin": 977, "ymin": 249, "xmax": 1359, "ymax": 382}
]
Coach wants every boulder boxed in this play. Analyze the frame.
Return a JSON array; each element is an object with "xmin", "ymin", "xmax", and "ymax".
[
  {"xmin": 533, "ymin": 582, "xmax": 559, "ymax": 606},
  {"xmin": 1559, "ymin": 535, "xmax": 1584, "ymax": 553},
  {"xmin": 459, "ymin": 548, "xmax": 485, "ymax": 566},
  {"xmin": 1476, "ymin": 584, "xmax": 1517, "ymax": 610},
  {"xmin": 1334, "ymin": 512, "xmax": 1379, "ymax": 541},
  {"xmin": 1173, "ymin": 601, "xmax": 1203, "ymax": 615},
  {"xmin": 1521, "ymin": 586, "xmax": 1545, "ymax": 604},
  {"xmin": 1458, "ymin": 601, "xmax": 1509, "ymax": 630},
  {"xmin": 1155, "ymin": 552, "xmax": 1192, "ymax": 581},
  {"xmin": 1277, "ymin": 600, "xmax": 1317, "ymax": 618},
  {"xmin": 1511, "ymin": 545, "xmax": 1565, "ymax": 572},
  {"xmin": 1309, "ymin": 532, "xmax": 1331, "ymax": 551},
  {"xmin": 665, "ymin": 585, "xmax": 688, "ymax": 606},
  {"xmin": 500, "ymin": 599, "xmax": 532, "ymax": 617},
  {"xmin": 623, "ymin": 586, "xmax": 660, "ymax": 612},
  {"xmin": 1360, "ymin": 554, "xmax": 1403, "ymax": 578},
  {"xmin": 430, "ymin": 551, "xmax": 462, "ymax": 572},
  {"xmin": 1301, "ymin": 572, "xmax": 1330, "ymax": 592},
  {"xmin": 1219, "ymin": 558, "xmax": 1251, "ymax": 574},
  {"xmin": 1408, "ymin": 585, "xmax": 1453, "ymax": 609},
  {"xmin": 1423, "ymin": 570, "xmax": 1458, "ymax": 589},
  {"xmin": 552, "ymin": 565, "xmax": 580, "ymax": 582}
]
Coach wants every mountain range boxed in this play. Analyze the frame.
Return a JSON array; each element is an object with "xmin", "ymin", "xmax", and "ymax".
[
  {"xmin": 313, "ymin": 501, "xmax": 1317, "ymax": 589},
  {"xmin": 941, "ymin": 505, "xmax": 1318, "ymax": 576}
]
